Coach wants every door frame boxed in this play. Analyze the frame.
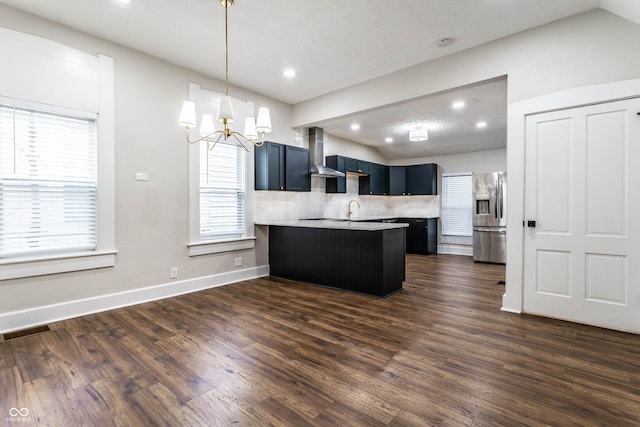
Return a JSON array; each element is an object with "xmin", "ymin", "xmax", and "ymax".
[{"xmin": 502, "ymin": 78, "xmax": 640, "ymax": 314}]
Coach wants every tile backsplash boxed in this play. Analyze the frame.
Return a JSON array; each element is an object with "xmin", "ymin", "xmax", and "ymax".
[{"xmin": 254, "ymin": 175, "xmax": 440, "ymax": 222}]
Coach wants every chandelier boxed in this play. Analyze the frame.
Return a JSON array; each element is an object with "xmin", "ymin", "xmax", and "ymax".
[{"xmin": 178, "ymin": 0, "xmax": 272, "ymax": 151}]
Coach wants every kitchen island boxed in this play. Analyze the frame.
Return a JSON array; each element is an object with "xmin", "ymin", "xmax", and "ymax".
[{"xmin": 257, "ymin": 220, "xmax": 408, "ymax": 297}]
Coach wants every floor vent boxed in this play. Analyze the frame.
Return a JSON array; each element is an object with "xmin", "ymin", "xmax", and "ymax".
[
  {"xmin": 3, "ymin": 325, "xmax": 51, "ymax": 341},
  {"xmin": 496, "ymin": 280, "xmax": 506, "ymax": 285}
]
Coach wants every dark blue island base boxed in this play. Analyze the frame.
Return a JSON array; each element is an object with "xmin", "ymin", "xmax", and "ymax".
[{"xmin": 268, "ymin": 225, "xmax": 406, "ymax": 297}]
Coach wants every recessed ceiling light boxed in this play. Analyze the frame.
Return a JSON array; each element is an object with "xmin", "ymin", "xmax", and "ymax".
[
  {"xmin": 385, "ymin": 137, "xmax": 393, "ymax": 143},
  {"xmin": 452, "ymin": 101, "xmax": 465, "ymax": 109},
  {"xmin": 112, "ymin": 0, "xmax": 131, "ymax": 4},
  {"xmin": 283, "ymin": 69, "xmax": 296, "ymax": 78},
  {"xmin": 476, "ymin": 121, "xmax": 487, "ymax": 128},
  {"xmin": 350, "ymin": 124, "xmax": 360, "ymax": 131}
]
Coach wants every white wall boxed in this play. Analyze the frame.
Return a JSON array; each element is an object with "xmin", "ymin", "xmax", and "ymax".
[
  {"xmin": 391, "ymin": 148, "xmax": 506, "ymax": 174},
  {"xmin": 322, "ymin": 133, "xmax": 388, "ymax": 165}
]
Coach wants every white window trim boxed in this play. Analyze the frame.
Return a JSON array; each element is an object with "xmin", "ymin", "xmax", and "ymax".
[
  {"xmin": 0, "ymin": 53, "xmax": 116, "ymax": 280},
  {"xmin": 440, "ymin": 172, "xmax": 473, "ymax": 246},
  {"xmin": 186, "ymin": 83, "xmax": 255, "ymax": 257}
]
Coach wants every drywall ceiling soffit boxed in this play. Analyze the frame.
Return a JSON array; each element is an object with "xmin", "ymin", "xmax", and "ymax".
[{"xmin": 311, "ymin": 78, "xmax": 508, "ymax": 161}]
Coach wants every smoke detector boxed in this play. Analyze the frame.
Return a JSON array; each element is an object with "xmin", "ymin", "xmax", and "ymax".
[{"xmin": 436, "ymin": 38, "xmax": 454, "ymax": 47}]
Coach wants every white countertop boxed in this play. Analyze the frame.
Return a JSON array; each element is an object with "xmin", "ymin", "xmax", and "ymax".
[
  {"xmin": 255, "ymin": 219, "xmax": 409, "ymax": 231},
  {"xmin": 300, "ymin": 216, "xmax": 399, "ymax": 222}
]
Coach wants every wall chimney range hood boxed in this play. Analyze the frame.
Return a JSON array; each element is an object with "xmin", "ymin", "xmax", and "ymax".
[{"xmin": 308, "ymin": 127, "xmax": 345, "ymax": 178}]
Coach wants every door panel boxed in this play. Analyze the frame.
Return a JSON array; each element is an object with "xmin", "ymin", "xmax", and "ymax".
[
  {"xmin": 524, "ymin": 97, "xmax": 640, "ymax": 333},
  {"xmin": 536, "ymin": 119, "xmax": 572, "ymax": 234},
  {"xmin": 585, "ymin": 254, "xmax": 626, "ymax": 304},
  {"xmin": 586, "ymin": 110, "xmax": 626, "ymax": 236},
  {"xmin": 536, "ymin": 250, "xmax": 571, "ymax": 296}
]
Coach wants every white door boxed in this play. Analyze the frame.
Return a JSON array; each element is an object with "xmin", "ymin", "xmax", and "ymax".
[{"xmin": 523, "ymin": 97, "xmax": 640, "ymax": 333}]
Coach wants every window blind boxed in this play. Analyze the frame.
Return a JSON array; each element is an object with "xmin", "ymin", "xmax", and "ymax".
[
  {"xmin": 0, "ymin": 103, "xmax": 98, "ymax": 258},
  {"xmin": 441, "ymin": 173, "xmax": 473, "ymax": 237},
  {"xmin": 199, "ymin": 140, "xmax": 245, "ymax": 240}
]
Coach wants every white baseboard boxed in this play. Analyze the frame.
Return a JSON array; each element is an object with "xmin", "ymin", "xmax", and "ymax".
[
  {"xmin": 501, "ymin": 293, "xmax": 522, "ymax": 314},
  {"xmin": 437, "ymin": 244, "xmax": 473, "ymax": 257},
  {"xmin": 0, "ymin": 265, "xmax": 270, "ymax": 335},
  {"xmin": 501, "ymin": 306, "xmax": 522, "ymax": 314}
]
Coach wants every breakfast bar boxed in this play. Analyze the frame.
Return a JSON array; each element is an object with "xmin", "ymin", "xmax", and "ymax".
[{"xmin": 258, "ymin": 220, "xmax": 408, "ymax": 297}]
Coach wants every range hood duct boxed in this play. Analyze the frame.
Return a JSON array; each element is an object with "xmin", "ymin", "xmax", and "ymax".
[{"xmin": 308, "ymin": 127, "xmax": 345, "ymax": 178}]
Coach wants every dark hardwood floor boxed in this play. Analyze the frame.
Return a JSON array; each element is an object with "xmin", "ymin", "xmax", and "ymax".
[{"xmin": 2, "ymin": 254, "xmax": 640, "ymax": 426}]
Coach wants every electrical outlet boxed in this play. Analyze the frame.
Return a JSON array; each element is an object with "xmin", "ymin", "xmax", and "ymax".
[
  {"xmin": 170, "ymin": 267, "xmax": 178, "ymax": 279},
  {"xmin": 234, "ymin": 257, "xmax": 242, "ymax": 267}
]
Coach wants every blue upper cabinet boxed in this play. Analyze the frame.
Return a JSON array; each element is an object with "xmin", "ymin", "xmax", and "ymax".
[
  {"xmin": 405, "ymin": 164, "xmax": 437, "ymax": 195},
  {"xmin": 255, "ymin": 141, "xmax": 310, "ymax": 191},
  {"xmin": 284, "ymin": 145, "xmax": 311, "ymax": 192},
  {"xmin": 359, "ymin": 163, "xmax": 387, "ymax": 195},
  {"xmin": 326, "ymin": 155, "xmax": 438, "ymax": 196},
  {"xmin": 326, "ymin": 155, "xmax": 347, "ymax": 193}
]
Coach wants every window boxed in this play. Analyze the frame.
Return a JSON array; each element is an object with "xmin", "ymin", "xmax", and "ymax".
[
  {"xmin": 0, "ymin": 29, "xmax": 115, "ymax": 280},
  {"xmin": 199, "ymin": 140, "xmax": 246, "ymax": 240},
  {"xmin": 441, "ymin": 173, "xmax": 473, "ymax": 239},
  {"xmin": 0, "ymin": 102, "xmax": 97, "ymax": 258},
  {"xmin": 187, "ymin": 83, "xmax": 255, "ymax": 256}
]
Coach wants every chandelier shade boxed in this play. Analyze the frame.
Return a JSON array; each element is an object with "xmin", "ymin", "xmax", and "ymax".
[
  {"xmin": 244, "ymin": 117, "xmax": 258, "ymax": 140},
  {"xmin": 216, "ymin": 95, "xmax": 235, "ymax": 124},
  {"xmin": 199, "ymin": 114, "xmax": 216, "ymax": 136},
  {"xmin": 178, "ymin": 101, "xmax": 197, "ymax": 128},
  {"xmin": 256, "ymin": 107, "xmax": 272, "ymax": 133}
]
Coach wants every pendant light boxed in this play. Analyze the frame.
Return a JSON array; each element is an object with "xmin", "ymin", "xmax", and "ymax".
[{"xmin": 178, "ymin": 0, "xmax": 272, "ymax": 151}]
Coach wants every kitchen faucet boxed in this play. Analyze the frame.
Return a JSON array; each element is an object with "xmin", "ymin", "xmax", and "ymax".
[{"xmin": 347, "ymin": 199, "xmax": 360, "ymax": 218}]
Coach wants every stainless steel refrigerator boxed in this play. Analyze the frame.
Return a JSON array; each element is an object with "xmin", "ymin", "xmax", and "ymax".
[{"xmin": 472, "ymin": 172, "xmax": 506, "ymax": 264}]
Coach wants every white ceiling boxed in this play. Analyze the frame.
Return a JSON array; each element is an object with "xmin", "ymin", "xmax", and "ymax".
[
  {"xmin": 313, "ymin": 77, "xmax": 508, "ymax": 160},
  {"xmin": 1, "ymin": 0, "xmax": 638, "ymax": 159}
]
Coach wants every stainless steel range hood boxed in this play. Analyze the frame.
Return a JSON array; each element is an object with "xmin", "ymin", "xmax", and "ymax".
[{"xmin": 308, "ymin": 127, "xmax": 345, "ymax": 178}]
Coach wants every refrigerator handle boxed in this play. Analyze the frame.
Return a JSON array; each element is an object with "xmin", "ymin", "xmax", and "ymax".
[
  {"xmin": 498, "ymin": 177, "xmax": 503, "ymax": 219},
  {"xmin": 494, "ymin": 182, "xmax": 499, "ymax": 219}
]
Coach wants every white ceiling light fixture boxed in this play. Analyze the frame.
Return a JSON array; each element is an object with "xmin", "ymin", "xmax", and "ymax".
[
  {"xmin": 452, "ymin": 101, "xmax": 465, "ymax": 109},
  {"xmin": 178, "ymin": 0, "xmax": 272, "ymax": 151},
  {"xmin": 385, "ymin": 137, "xmax": 393, "ymax": 143},
  {"xmin": 283, "ymin": 69, "xmax": 296, "ymax": 78},
  {"xmin": 350, "ymin": 124, "xmax": 360, "ymax": 130},
  {"xmin": 409, "ymin": 126, "xmax": 428, "ymax": 142},
  {"xmin": 476, "ymin": 121, "xmax": 488, "ymax": 128}
]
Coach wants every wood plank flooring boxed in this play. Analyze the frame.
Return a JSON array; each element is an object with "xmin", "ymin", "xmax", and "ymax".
[{"xmin": 2, "ymin": 254, "xmax": 640, "ymax": 426}]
